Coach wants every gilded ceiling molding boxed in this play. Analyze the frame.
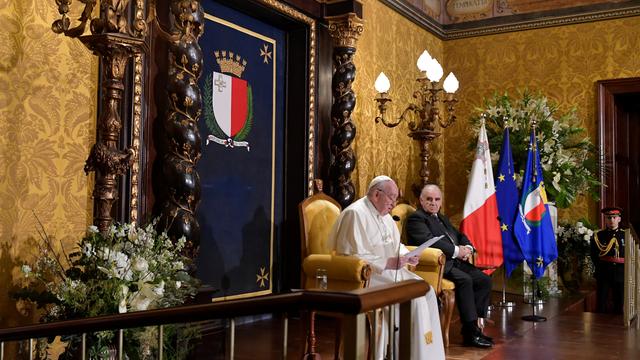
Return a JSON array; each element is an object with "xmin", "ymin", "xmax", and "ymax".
[
  {"xmin": 257, "ymin": 0, "xmax": 318, "ymax": 196},
  {"xmin": 380, "ymin": 0, "xmax": 640, "ymax": 40},
  {"xmin": 326, "ymin": 12, "xmax": 363, "ymax": 208},
  {"xmin": 446, "ymin": 6, "xmax": 640, "ymax": 39}
]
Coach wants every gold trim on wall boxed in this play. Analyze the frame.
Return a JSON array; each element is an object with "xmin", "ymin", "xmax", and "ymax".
[
  {"xmin": 255, "ymin": 1, "xmax": 317, "ymax": 197},
  {"xmin": 130, "ymin": 53, "xmax": 143, "ymax": 225}
]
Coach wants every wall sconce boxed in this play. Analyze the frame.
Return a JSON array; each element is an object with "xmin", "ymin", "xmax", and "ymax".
[{"xmin": 374, "ymin": 50, "xmax": 459, "ymax": 194}]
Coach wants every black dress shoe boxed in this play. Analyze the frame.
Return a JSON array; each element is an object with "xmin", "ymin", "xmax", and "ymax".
[
  {"xmin": 479, "ymin": 333, "xmax": 494, "ymax": 344},
  {"xmin": 463, "ymin": 335, "xmax": 493, "ymax": 348}
]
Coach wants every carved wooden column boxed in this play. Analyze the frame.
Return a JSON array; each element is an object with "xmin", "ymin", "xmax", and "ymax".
[
  {"xmin": 326, "ymin": 13, "xmax": 363, "ymax": 209},
  {"xmin": 82, "ymin": 39, "xmax": 140, "ymax": 231},
  {"xmin": 409, "ymin": 129, "xmax": 440, "ymax": 196},
  {"xmin": 157, "ymin": 0, "xmax": 204, "ymax": 253},
  {"xmin": 52, "ymin": 0, "xmax": 147, "ymax": 232}
]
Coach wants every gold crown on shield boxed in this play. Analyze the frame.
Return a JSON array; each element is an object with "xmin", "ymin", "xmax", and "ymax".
[{"xmin": 215, "ymin": 51, "xmax": 247, "ymax": 77}]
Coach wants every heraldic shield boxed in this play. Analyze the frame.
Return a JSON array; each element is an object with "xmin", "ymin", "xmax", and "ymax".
[{"xmin": 204, "ymin": 50, "xmax": 253, "ymax": 151}]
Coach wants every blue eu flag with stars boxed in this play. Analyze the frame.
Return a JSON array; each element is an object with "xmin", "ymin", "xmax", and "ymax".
[{"xmin": 495, "ymin": 128, "xmax": 524, "ymax": 277}]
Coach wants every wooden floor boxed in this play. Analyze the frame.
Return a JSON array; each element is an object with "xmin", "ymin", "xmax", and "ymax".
[{"xmin": 225, "ymin": 291, "xmax": 639, "ymax": 360}]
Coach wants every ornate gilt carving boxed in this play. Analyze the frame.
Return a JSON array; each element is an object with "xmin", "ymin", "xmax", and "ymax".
[
  {"xmin": 52, "ymin": 0, "xmax": 149, "ymax": 39},
  {"xmin": 327, "ymin": 13, "xmax": 364, "ymax": 48},
  {"xmin": 256, "ymin": 0, "xmax": 317, "ymax": 195},
  {"xmin": 130, "ymin": 53, "xmax": 143, "ymax": 225},
  {"xmin": 81, "ymin": 37, "xmax": 143, "ymax": 232},
  {"xmin": 53, "ymin": 1, "xmax": 148, "ymax": 232}
]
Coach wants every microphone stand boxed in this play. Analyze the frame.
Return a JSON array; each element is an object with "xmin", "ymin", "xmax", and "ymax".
[{"xmin": 386, "ymin": 215, "xmax": 402, "ymax": 360}]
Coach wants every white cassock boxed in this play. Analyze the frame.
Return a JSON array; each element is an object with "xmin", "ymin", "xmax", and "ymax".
[{"xmin": 328, "ymin": 197, "xmax": 445, "ymax": 360}]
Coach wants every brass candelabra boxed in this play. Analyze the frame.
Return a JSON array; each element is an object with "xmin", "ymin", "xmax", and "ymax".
[{"xmin": 374, "ymin": 50, "xmax": 459, "ymax": 194}]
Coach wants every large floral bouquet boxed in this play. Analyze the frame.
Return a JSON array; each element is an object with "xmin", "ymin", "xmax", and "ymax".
[
  {"xmin": 471, "ymin": 91, "xmax": 601, "ymax": 208},
  {"xmin": 556, "ymin": 221, "xmax": 596, "ymax": 289},
  {"xmin": 14, "ymin": 220, "xmax": 200, "ymax": 359}
]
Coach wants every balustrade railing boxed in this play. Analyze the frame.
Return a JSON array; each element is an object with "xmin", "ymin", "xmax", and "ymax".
[
  {"xmin": 625, "ymin": 225, "xmax": 639, "ymax": 328},
  {"xmin": 0, "ymin": 280, "xmax": 429, "ymax": 359}
]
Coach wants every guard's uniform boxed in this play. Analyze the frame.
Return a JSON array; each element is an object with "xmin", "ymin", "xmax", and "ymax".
[{"xmin": 591, "ymin": 227, "xmax": 625, "ymax": 313}]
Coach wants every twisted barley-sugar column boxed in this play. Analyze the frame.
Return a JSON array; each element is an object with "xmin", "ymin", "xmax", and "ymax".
[
  {"xmin": 159, "ymin": 0, "xmax": 204, "ymax": 254},
  {"xmin": 327, "ymin": 13, "xmax": 363, "ymax": 209}
]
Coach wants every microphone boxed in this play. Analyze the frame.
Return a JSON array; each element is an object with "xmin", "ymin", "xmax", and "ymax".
[{"xmin": 389, "ymin": 213, "xmax": 402, "ymax": 360}]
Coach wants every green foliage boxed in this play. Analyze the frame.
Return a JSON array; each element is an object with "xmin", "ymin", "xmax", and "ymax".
[
  {"xmin": 470, "ymin": 90, "xmax": 601, "ymax": 208},
  {"xmin": 14, "ymin": 220, "xmax": 201, "ymax": 359}
]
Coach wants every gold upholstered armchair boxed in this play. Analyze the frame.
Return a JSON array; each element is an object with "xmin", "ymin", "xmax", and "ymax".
[
  {"xmin": 391, "ymin": 203, "xmax": 457, "ymax": 347},
  {"xmin": 299, "ymin": 180, "xmax": 372, "ymax": 358}
]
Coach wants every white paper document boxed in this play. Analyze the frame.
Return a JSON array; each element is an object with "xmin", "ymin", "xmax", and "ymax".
[{"xmin": 405, "ymin": 235, "xmax": 444, "ymax": 258}]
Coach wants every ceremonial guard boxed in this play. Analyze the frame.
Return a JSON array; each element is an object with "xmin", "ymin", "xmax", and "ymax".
[{"xmin": 591, "ymin": 206, "xmax": 625, "ymax": 313}]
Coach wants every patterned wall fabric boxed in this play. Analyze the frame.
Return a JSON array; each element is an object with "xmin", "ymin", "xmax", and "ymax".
[
  {"xmin": 354, "ymin": 0, "xmax": 640, "ymax": 225},
  {"xmin": 353, "ymin": 0, "xmax": 445, "ymax": 204},
  {"xmin": 443, "ymin": 16, "xmax": 640, "ymax": 224},
  {"xmin": 0, "ymin": 1, "xmax": 97, "ymax": 327}
]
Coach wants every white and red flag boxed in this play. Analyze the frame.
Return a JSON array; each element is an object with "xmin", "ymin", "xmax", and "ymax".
[{"xmin": 460, "ymin": 122, "xmax": 503, "ymax": 273}]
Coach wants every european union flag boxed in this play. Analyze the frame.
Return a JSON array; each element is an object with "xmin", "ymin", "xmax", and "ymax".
[
  {"xmin": 514, "ymin": 130, "xmax": 558, "ymax": 279},
  {"xmin": 495, "ymin": 128, "xmax": 524, "ymax": 277}
]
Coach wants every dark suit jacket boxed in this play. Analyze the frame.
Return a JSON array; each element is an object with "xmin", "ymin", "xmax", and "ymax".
[{"xmin": 406, "ymin": 208, "xmax": 474, "ymax": 273}]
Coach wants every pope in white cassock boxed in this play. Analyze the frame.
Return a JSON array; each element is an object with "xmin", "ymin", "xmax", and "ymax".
[{"xmin": 328, "ymin": 175, "xmax": 445, "ymax": 360}]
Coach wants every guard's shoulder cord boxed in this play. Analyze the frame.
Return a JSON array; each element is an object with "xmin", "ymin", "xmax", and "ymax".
[{"xmin": 594, "ymin": 231, "xmax": 619, "ymax": 258}]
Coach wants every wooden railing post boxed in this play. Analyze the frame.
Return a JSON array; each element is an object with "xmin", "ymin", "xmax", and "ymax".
[
  {"xmin": 341, "ymin": 313, "xmax": 366, "ymax": 359},
  {"xmin": 398, "ymin": 300, "xmax": 413, "ymax": 360}
]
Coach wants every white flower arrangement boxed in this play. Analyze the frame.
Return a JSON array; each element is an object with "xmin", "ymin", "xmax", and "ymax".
[
  {"xmin": 14, "ymin": 219, "xmax": 200, "ymax": 359},
  {"xmin": 472, "ymin": 90, "xmax": 601, "ymax": 208},
  {"xmin": 556, "ymin": 220, "xmax": 596, "ymax": 288}
]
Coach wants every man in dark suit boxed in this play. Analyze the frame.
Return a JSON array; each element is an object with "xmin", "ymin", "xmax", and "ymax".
[{"xmin": 406, "ymin": 184, "xmax": 493, "ymax": 348}]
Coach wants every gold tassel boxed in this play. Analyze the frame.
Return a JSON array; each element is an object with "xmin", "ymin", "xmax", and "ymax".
[{"xmin": 424, "ymin": 331, "xmax": 433, "ymax": 344}]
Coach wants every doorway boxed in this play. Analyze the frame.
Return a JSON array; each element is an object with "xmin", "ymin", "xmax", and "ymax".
[{"xmin": 597, "ymin": 78, "xmax": 640, "ymax": 230}]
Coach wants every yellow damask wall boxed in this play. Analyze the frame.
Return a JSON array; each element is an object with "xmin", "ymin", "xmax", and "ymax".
[
  {"xmin": 443, "ymin": 16, "xmax": 640, "ymax": 224},
  {"xmin": 0, "ymin": 1, "xmax": 97, "ymax": 328},
  {"xmin": 353, "ymin": 0, "xmax": 444, "ymax": 202},
  {"xmin": 353, "ymin": 0, "xmax": 640, "ymax": 225}
]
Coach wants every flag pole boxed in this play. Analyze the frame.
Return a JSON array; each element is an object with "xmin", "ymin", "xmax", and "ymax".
[
  {"xmin": 495, "ymin": 267, "xmax": 515, "ymax": 307},
  {"xmin": 522, "ymin": 277, "xmax": 547, "ymax": 322},
  {"xmin": 521, "ymin": 118, "xmax": 547, "ymax": 322}
]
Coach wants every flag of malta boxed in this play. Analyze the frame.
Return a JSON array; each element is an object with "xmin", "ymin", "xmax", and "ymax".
[{"xmin": 460, "ymin": 122, "xmax": 503, "ymax": 273}]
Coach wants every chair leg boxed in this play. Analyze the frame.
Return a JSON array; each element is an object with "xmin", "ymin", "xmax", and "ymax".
[
  {"xmin": 334, "ymin": 318, "xmax": 342, "ymax": 359},
  {"xmin": 440, "ymin": 290, "xmax": 455, "ymax": 348},
  {"xmin": 303, "ymin": 310, "xmax": 322, "ymax": 359}
]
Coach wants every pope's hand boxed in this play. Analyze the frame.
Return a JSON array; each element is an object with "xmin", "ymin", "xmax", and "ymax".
[
  {"xmin": 406, "ymin": 255, "xmax": 419, "ymax": 266},
  {"xmin": 385, "ymin": 255, "xmax": 419, "ymax": 269}
]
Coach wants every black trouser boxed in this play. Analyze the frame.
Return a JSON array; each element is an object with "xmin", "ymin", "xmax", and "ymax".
[
  {"xmin": 445, "ymin": 259, "xmax": 492, "ymax": 324},
  {"xmin": 596, "ymin": 261, "xmax": 624, "ymax": 313}
]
